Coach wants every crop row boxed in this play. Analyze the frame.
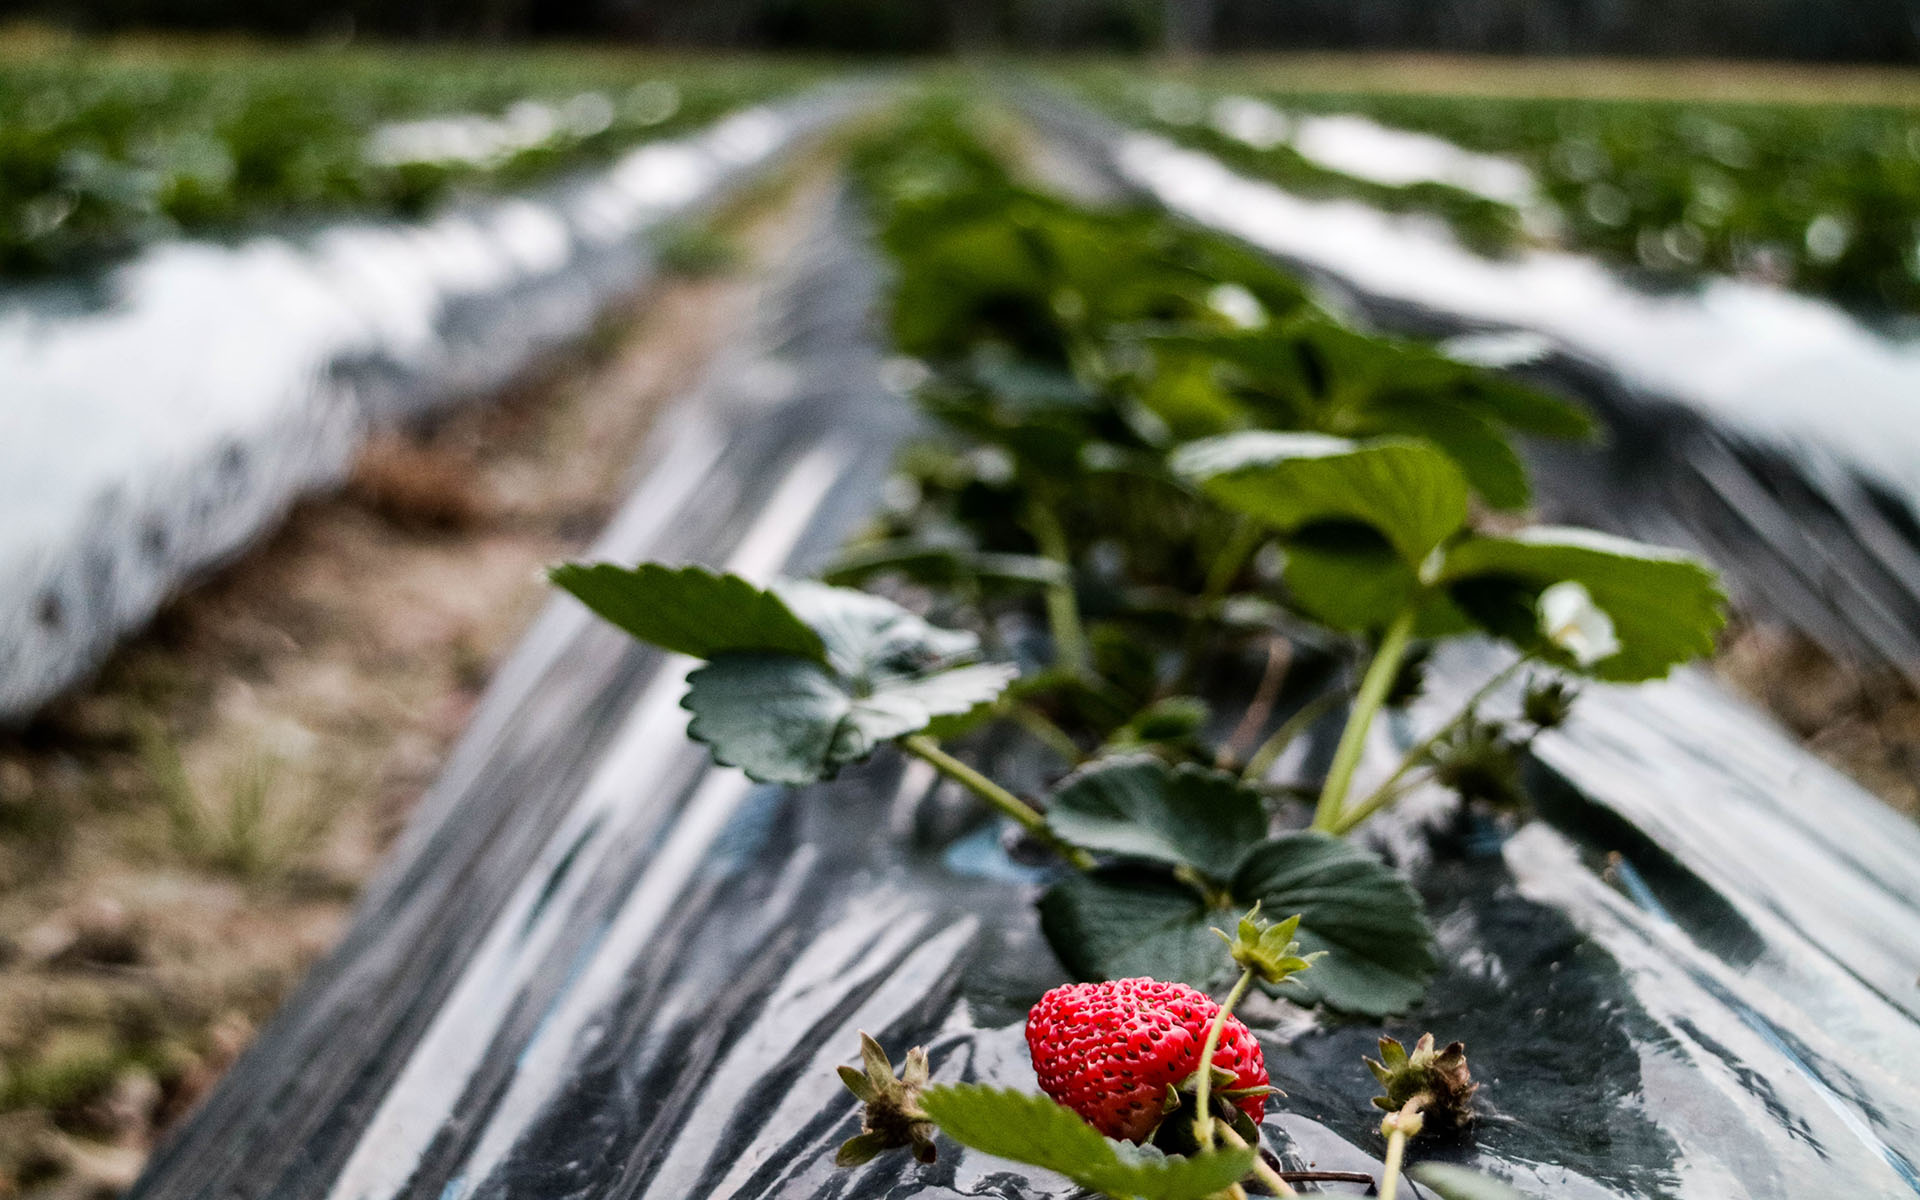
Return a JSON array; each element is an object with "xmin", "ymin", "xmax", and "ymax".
[
  {"xmin": 1077, "ymin": 69, "xmax": 1920, "ymax": 316},
  {"xmin": 0, "ymin": 48, "xmax": 814, "ymax": 275},
  {"xmin": 553, "ymin": 94, "xmax": 1725, "ymax": 1195}
]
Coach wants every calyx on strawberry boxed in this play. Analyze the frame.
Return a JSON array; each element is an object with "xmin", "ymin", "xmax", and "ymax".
[
  {"xmin": 1026, "ymin": 977, "xmax": 1274, "ymax": 1145},
  {"xmin": 1366, "ymin": 1033, "xmax": 1478, "ymax": 1137},
  {"xmin": 836, "ymin": 1032, "xmax": 937, "ymax": 1165}
]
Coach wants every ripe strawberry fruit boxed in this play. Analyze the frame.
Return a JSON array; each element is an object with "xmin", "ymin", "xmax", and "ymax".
[{"xmin": 1026, "ymin": 978, "xmax": 1269, "ymax": 1143}]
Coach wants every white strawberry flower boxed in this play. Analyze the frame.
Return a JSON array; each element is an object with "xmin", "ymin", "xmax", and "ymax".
[
  {"xmin": 1206, "ymin": 282, "xmax": 1266, "ymax": 330},
  {"xmin": 1537, "ymin": 580, "xmax": 1620, "ymax": 667}
]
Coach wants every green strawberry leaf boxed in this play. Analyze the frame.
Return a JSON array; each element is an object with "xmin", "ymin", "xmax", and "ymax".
[
  {"xmin": 1411, "ymin": 1164, "xmax": 1530, "ymax": 1200},
  {"xmin": 1045, "ymin": 755, "xmax": 1268, "ymax": 881},
  {"xmin": 684, "ymin": 654, "xmax": 1016, "ymax": 784},
  {"xmin": 1038, "ymin": 869, "xmax": 1235, "ymax": 990},
  {"xmin": 556, "ymin": 565, "xmax": 1018, "ymax": 785},
  {"xmin": 549, "ymin": 562, "xmax": 824, "ymax": 662},
  {"xmin": 1230, "ymin": 833, "xmax": 1437, "ymax": 1018},
  {"xmin": 1038, "ymin": 834, "xmax": 1436, "ymax": 1017},
  {"xmin": 1280, "ymin": 530, "xmax": 1417, "ymax": 634},
  {"xmin": 1440, "ymin": 527, "xmax": 1726, "ymax": 682},
  {"xmin": 1368, "ymin": 395, "xmax": 1530, "ymax": 511},
  {"xmin": 1173, "ymin": 432, "xmax": 1469, "ymax": 566},
  {"xmin": 920, "ymin": 1084, "xmax": 1255, "ymax": 1200}
]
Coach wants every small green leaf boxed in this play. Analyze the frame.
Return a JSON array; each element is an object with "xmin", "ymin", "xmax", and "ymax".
[
  {"xmin": 685, "ymin": 655, "xmax": 1016, "ymax": 785},
  {"xmin": 1173, "ymin": 432, "xmax": 1469, "ymax": 565},
  {"xmin": 835, "ymin": 1131, "xmax": 890, "ymax": 1167},
  {"xmin": 595, "ymin": 578, "xmax": 1016, "ymax": 785},
  {"xmin": 1037, "ymin": 869, "xmax": 1230, "ymax": 989},
  {"xmin": 1231, "ymin": 833, "xmax": 1437, "ymax": 1017},
  {"xmin": 838, "ymin": 1065, "xmax": 878, "ymax": 1105},
  {"xmin": 1411, "ymin": 1164, "xmax": 1529, "ymax": 1200},
  {"xmin": 1440, "ymin": 527, "xmax": 1726, "ymax": 681},
  {"xmin": 920, "ymin": 1084, "xmax": 1255, "ymax": 1200},
  {"xmin": 550, "ymin": 562, "xmax": 825, "ymax": 662},
  {"xmin": 1038, "ymin": 834, "xmax": 1436, "ymax": 1016},
  {"xmin": 1045, "ymin": 755, "xmax": 1267, "ymax": 880}
]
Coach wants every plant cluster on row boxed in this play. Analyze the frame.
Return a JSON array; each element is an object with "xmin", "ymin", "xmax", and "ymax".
[
  {"xmin": 554, "ymin": 98, "xmax": 1725, "ymax": 1195},
  {"xmin": 0, "ymin": 48, "xmax": 810, "ymax": 275},
  {"xmin": 1085, "ymin": 71, "xmax": 1920, "ymax": 315}
]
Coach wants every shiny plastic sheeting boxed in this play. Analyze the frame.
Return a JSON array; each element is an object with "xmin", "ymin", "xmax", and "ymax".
[
  {"xmin": 0, "ymin": 85, "xmax": 868, "ymax": 723},
  {"xmin": 125, "ymin": 196, "xmax": 1920, "ymax": 1200}
]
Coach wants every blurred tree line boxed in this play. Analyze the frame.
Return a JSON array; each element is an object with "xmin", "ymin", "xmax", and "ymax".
[{"xmin": 17, "ymin": 0, "xmax": 1920, "ymax": 61}]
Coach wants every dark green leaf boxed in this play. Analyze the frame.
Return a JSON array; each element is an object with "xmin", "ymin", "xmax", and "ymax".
[
  {"xmin": 920, "ymin": 1084, "xmax": 1255, "ymax": 1200},
  {"xmin": 685, "ymin": 654, "xmax": 1016, "ymax": 785},
  {"xmin": 1230, "ymin": 833, "xmax": 1437, "ymax": 1017},
  {"xmin": 1174, "ymin": 432, "xmax": 1468, "ymax": 565},
  {"xmin": 1037, "ymin": 869, "xmax": 1229, "ymax": 989},
  {"xmin": 1281, "ymin": 530, "xmax": 1417, "ymax": 633},
  {"xmin": 1369, "ymin": 396, "xmax": 1530, "ymax": 510},
  {"xmin": 1046, "ymin": 755, "xmax": 1267, "ymax": 880},
  {"xmin": 549, "ymin": 562, "xmax": 823, "ymax": 662},
  {"xmin": 1441, "ymin": 527, "xmax": 1726, "ymax": 682}
]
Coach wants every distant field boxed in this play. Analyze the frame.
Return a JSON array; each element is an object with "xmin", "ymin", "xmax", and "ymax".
[
  {"xmin": 1072, "ymin": 58, "xmax": 1920, "ymax": 313},
  {"xmin": 1166, "ymin": 53, "xmax": 1920, "ymax": 105},
  {"xmin": 0, "ymin": 38, "xmax": 814, "ymax": 274}
]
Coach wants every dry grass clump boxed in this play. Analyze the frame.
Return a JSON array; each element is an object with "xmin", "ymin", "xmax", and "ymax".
[
  {"xmin": 347, "ymin": 434, "xmax": 491, "ymax": 532},
  {"xmin": 1716, "ymin": 621, "xmax": 1920, "ymax": 819}
]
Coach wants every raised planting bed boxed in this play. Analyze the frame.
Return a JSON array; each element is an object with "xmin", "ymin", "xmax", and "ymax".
[
  {"xmin": 123, "ymin": 98, "xmax": 1920, "ymax": 1200},
  {"xmin": 0, "ymin": 79, "xmax": 874, "ymax": 724},
  {"xmin": 1072, "ymin": 69, "xmax": 1920, "ymax": 317}
]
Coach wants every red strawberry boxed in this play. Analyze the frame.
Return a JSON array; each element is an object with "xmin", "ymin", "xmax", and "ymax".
[{"xmin": 1025, "ymin": 978, "xmax": 1269, "ymax": 1143}]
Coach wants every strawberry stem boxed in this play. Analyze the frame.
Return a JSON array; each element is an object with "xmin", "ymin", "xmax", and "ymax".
[
  {"xmin": 1313, "ymin": 602, "xmax": 1418, "ymax": 831},
  {"xmin": 900, "ymin": 735, "xmax": 1095, "ymax": 870},
  {"xmin": 1025, "ymin": 498, "xmax": 1090, "ymax": 677},
  {"xmin": 1379, "ymin": 1124, "xmax": 1409, "ymax": 1200},
  {"xmin": 1328, "ymin": 654, "xmax": 1531, "ymax": 836},
  {"xmin": 1195, "ymin": 967, "xmax": 1256, "ymax": 1154},
  {"xmin": 1240, "ymin": 689, "xmax": 1341, "ymax": 783},
  {"xmin": 1377, "ymin": 1099, "xmax": 1425, "ymax": 1200},
  {"xmin": 1216, "ymin": 1123, "xmax": 1296, "ymax": 1197}
]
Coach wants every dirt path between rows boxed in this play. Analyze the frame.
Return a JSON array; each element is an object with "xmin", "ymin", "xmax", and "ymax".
[{"xmin": 0, "ymin": 159, "xmax": 836, "ymax": 1200}]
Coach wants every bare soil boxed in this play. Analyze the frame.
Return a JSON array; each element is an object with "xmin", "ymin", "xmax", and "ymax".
[
  {"xmin": 1715, "ymin": 621, "xmax": 1920, "ymax": 819},
  {"xmin": 0, "ymin": 162, "xmax": 830, "ymax": 1200}
]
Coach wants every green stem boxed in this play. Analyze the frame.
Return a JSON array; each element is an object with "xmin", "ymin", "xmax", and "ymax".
[
  {"xmin": 1328, "ymin": 655, "xmax": 1532, "ymax": 836},
  {"xmin": 1378, "ymin": 1126, "xmax": 1409, "ymax": 1200},
  {"xmin": 1012, "ymin": 704, "xmax": 1082, "ymax": 764},
  {"xmin": 900, "ymin": 734, "xmax": 1094, "ymax": 870},
  {"xmin": 1313, "ymin": 604, "xmax": 1419, "ymax": 832},
  {"xmin": 1241, "ymin": 690, "xmax": 1342, "ymax": 783},
  {"xmin": 1215, "ymin": 1123, "xmax": 1296, "ymax": 1197},
  {"xmin": 1025, "ymin": 500, "xmax": 1090, "ymax": 677},
  {"xmin": 1178, "ymin": 518, "xmax": 1264, "ymax": 690},
  {"xmin": 1195, "ymin": 968, "xmax": 1256, "ymax": 1152}
]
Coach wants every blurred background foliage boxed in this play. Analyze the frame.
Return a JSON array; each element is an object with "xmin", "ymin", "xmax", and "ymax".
[{"xmin": 10, "ymin": 0, "xmax": 1920, "ymax": 60}]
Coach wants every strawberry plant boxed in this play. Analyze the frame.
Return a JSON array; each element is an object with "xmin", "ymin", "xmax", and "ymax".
[
  {"xmin": 1084, "ymin": 70, "xmax": 1920, "ymax": 314},
  {"xmin": 0, "ymin": 49, "xmax": 806, "ymax": 274},
  {"xmin": 552, "ymin": 95, "xmax": 1727, "ymax": 1195}
]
